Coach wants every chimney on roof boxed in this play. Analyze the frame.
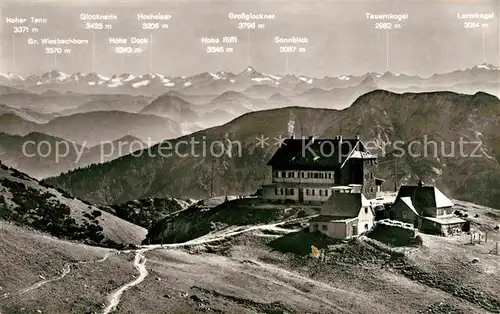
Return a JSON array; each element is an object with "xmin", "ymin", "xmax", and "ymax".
[
  {"xmin": 417, "ymin": 180, "xmax": 424, "ymax": 187},
  {"xmin": 290, "ymin": 135, "xmax": 295, "ymax": 139},
  {"xmin": 356, "ymin": 134, "xmax": 360, "ymax": 140}
]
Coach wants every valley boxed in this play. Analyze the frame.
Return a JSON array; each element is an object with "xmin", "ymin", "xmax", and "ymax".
[{"xmin": 39, "ymin": 90, "xmax": 500, "ymax": 211}]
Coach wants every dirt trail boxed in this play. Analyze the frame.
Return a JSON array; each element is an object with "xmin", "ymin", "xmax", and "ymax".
[
  {"xmin": 101, "ymin": 217, "xmax": 312, "ymax": 313},
  {"xmin": 140, "ymin": 215, "xmax": 312, "ymax": 250},
  {"xmin": 102, "ymin": 250, "xmax": 148, "ymax": 314},
  {"xmin": 0, "ymin": 253, "xmax": 111, "ymax": 301}
]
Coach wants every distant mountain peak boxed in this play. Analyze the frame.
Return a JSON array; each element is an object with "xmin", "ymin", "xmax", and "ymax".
[
  {"xmin": 359, "ymin": 75, "xmax": 377, "ymax": 87},
  {"xmin": 0, "ymin": 72, "xmax": 24, "ymax": 81},
  {"xmin": 238, "ymin": 66, "xmax": 257, "ymax": 75},
  {"xmin": 214, "ymin": 90, "xmax": 249, "ymax": 101},
  {"xmin": 474, "ymin": 63, "xmax": 499, "ymax": 71},
  {"xmin": 0, "ymin": 64, "xmax": 498, "ymax": 97},
  {"xmin": 114, "ymin": 135, "xmax": 145, "ymax": 143}
]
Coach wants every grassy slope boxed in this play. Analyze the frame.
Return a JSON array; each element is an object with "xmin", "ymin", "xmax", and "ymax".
[
  {"xmin": 0, "ymin": 163, "xmax": 147, "ymax": 247},
  {"xmin": 0, "ymin": 222, "xmax": 136, "ymax": 314},
  {"xmin": 115, "ymin": 201, "xmax": 500, "ymax": 314},
  {"xmin": 144, "ymin": 198, "xmax": 309, "ymax": 244},
  {"xmin": 1, "ymin": 200, "xmax": 499, "ymax": 314}
]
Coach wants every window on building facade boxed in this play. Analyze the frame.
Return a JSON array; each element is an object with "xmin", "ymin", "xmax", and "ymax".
[
  {"xmin": 319, "ymin": 190, "xmax": 322, "ymax": 196},
  {"xmin": 312, "ymin": 189, "xmax": 315, "ymax": 196},
  {"xmin": 275, "ymin": 188, "xmax": 278, "ymax": 195},
  {"xmin": 281, "ymin": 171, "xmax": 285, "ymax": 177},
  {"xmin": 365, "ymin": 207, "xmax": 368, "ymax": 214},
  {"xmin": 365, "ymin": 224, "xmax": 369, "ymax": 230},
  {"xmin": 322, "ymin": 224, "xmax": 328, "ymax": 231}
]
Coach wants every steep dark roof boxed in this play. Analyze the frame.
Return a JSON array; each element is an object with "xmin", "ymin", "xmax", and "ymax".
[
  {"xmin": 396, "ymin": 185, "xmax": 454, "ymax": 211},
  {"xmin": 319, "ymin": 192, "xmax": 371, "ymax": 218},
  {"xmin": 267, "ymin": 137, "xmax": 373, "ymax": 170}
]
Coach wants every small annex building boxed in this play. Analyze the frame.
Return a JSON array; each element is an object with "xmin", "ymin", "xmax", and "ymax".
[
  {"xmin": 309, "ymin": 186, "xmax": 375, "ymax": 239},
  {"xmin": 388, "ymin": 181, "xmax": 467, "ymax": 236}
]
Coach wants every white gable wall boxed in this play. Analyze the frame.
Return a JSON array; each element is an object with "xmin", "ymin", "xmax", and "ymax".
[{"xmin": 357, "ymin": 206, "xmax": 375, "ymax": 234}]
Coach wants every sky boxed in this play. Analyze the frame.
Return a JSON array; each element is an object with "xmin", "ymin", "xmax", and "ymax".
[{"xmin": 0, "ymin": 0, "xmax": 499, "ymax": 78}]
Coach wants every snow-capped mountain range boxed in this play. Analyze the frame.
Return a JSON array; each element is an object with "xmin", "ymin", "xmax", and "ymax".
[{"xmin": 0, "ymin": 64, "xmax": 498, "ymax": 96}]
